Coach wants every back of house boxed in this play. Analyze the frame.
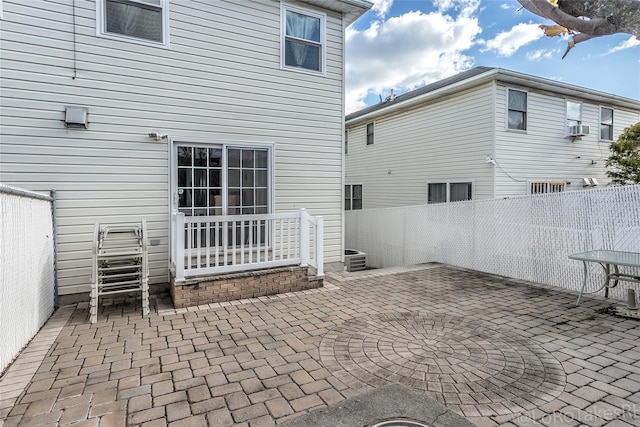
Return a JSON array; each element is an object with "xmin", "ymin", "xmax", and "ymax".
[
  {"xmin": 345, "ymin": 67, "xmax": 640, "ymax": 209},
  {"xmin": 0, "ymin": 0, "xmax": 371, "ymax": 301}
]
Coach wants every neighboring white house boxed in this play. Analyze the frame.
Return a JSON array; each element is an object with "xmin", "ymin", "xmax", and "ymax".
[
  {"xmin": 0, "ymin": 0, "xmax": 371, "ymax": 301},
  {"xmin": 344, "ymin": 67, "xmax": 640, "ymax": 209}
]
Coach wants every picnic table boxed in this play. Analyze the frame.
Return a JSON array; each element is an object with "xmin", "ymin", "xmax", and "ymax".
[{"xmin": 569, "ymin": 250, "xmax": 640, "ymax": 306}]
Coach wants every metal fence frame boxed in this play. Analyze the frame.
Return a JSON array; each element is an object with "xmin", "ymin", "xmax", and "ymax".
[
  {"xmin": 0, "ymin": 184, "xmax": 55, "ymax": 375},
  {"xmin": 346, "ymin": 185, "xmax": 640, "ymax": 300}
]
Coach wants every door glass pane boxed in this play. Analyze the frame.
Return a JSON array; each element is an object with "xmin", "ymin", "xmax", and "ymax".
[
  {"xmin": 194, "ymin": 169, "xmax": 207, "ymax": 187},
  {"xmin": 228, "ymin": 169, "xmax": 240, "ymax": 187},
  {"xmin": 242, "ymin": 170, "xmax": 254, "ymax": 187},
  {"xmin": 228, "ymin": 149, "xmax": 241, "ymax": 167},
  {"xmin": 255, "ymin": 150, "xmax": 268, "ymax": 168},
  {"xmin": 178, "ymin": 147, "xmax": 192, "ymax": 166},
  {"xmin": 255, "ymin": 170, "xmax": 268, "ymax": 187},
  {"xmin": 209, "ymin": 148, "xmax": 222, "ymax": 167},
  {"xmin": 242, "ymin": 150, "xmax": 254, "ymax": 168},
  {"xmin": 194, "ymin": 148, "xmax": 207, "ymax": 166}
]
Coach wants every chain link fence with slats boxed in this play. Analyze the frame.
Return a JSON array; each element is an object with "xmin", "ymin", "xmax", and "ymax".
[
  {"xmin": 346, "ymin": 185, "xmax": 640, "ymax": 301},
  {"xmin": 0, "ymin": 184, "xmax": 55, "ymax": 375}
]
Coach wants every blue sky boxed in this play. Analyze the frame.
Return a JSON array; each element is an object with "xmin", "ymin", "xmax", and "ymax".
[{"xmin": 345, "ymin": 0, "xmax": 640, "ymax": 113}]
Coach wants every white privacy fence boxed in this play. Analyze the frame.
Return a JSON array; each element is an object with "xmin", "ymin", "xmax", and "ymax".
[
  {"xmin": 346, "ymin": 185, "xmax": 640, "ymax": 300},
  {"xmin": 172, "ymin": 209, "xmax": 323, "ymax": 281},
  {"xmin": 0, "ymin": 184, "xmax": 55, "ymax": 375}
]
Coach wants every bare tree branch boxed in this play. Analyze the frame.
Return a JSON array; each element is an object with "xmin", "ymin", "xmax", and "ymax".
[
  {"xmin": 517, "ymin": 0, "xmax": 640, "ymax": 58},
  {"xmin": 518, "ymin": 0, "xmax": 622, "ymax": 36}
]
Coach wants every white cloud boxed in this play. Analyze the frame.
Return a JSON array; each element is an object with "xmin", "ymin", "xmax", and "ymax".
[
  {"xmin": 371, "ymin": 0, "xmax": 394, "ymax": 17},
  {"xmin": 609, "ymin": 36, "xmax": 640, "ymax": 54},
  {"xmin": 500, "ymin": 3, "xmax": 511, "ymax": 10},
  {"xmin": 526, "ymin": 48, "xmax": 555, "ymax": 61},
  {"xmin": 345, "ymin": 7, "xmax": 482, "ymax": 113},
  {"xmin": 483, "ymin": 22, "xmax": 543, "ymax": 56}
]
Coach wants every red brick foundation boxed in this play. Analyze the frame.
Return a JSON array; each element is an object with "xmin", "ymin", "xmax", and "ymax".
[{"xmin": 170, "ymin": 266, "xmax": 322, "ymax": 308}]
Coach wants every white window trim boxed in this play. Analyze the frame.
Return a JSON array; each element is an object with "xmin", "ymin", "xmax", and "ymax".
[
  {"xmin": 366, "ymin": 122, "xmax": 375, "ymax": 145},
  {"xmin": 426, "ymin": 179, "xmax": 475, "ymax": 204},
  {"xmin": 599, "ymin": 106, "xmax": 614, "ymax": 142},
  {"xmin": 345, "ymin": 183, "xmax": 363, "ymax": 210},
  {"xmin": 506, "ymin": 88, "xmax": 528, "ymax": 133},
  {"xmin": 280, "ymin": 3, "xmax": 326, "ymax": 76},
  {"xmin": 96, "ymin": 0, "xmax": 170, "ymax": 48}
]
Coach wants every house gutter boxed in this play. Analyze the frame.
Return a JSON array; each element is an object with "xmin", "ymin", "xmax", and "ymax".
[{"xmin": 346, "ymin": 68, "xmax": 640, "ymax": 126}]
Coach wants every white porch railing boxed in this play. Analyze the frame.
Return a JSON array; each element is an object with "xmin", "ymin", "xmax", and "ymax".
[{"xmin": 171, "ymin": 209, "xmax": 323, "ymax": 281}]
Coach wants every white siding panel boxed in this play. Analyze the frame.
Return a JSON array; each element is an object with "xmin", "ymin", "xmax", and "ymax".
[
  {"xmin": 346, "ymin": 84, "xmax": 495, "ymax": 208},
  {"xmin": 1, "ymin": 0, "xmax": 347, "ymax": 295},
  {"xmin": 494, "ymin": 83, "xmax": 640, "ymax": 197}
]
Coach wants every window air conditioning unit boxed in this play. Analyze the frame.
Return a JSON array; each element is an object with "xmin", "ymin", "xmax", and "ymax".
[{"xmin": 566, "ymin": 125, "xmax": 590, "ymax": 138}]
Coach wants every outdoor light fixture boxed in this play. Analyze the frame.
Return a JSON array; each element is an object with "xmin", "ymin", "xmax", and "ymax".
[
  {"xmin": 148, "ymin": 131, "xmax": 168, "ymax": 141},
  {"xmin": 64, "ymin": 106, "xmax": 88, "ymax": 129}
]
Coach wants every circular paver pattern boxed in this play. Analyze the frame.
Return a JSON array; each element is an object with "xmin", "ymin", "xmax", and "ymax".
[{"xmin": 320, "ymin": 312, "xmax": 566, "ymax": 417}]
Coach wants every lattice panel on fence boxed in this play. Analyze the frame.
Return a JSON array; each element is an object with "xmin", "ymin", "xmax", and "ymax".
[
  {"xmin": 346, "ymin": 185, "xmax": 640, "ymax": 301},
  {"xmin": 0, "ymin": 185, "xmax": 55, "ymax": 375}
]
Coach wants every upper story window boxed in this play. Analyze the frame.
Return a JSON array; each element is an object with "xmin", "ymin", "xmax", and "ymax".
[
  {"xmin": 345, "ymin": 130, "xmax": 349, "ymax": 155},
  {"xmin": 366, "ymin": 123, "xmax": 374, "ymax": 145},
  {"xmin": 427, "ymin": 181, "xmax": 473, "ymax": 204},
  {"xmin": 282, "ymin": 4, "xmax": 325, "ymax": 74},
  {"xmin": 600, "ymin": 107, "xmax": 614, "ymax": 141},
  {"xmin": 566, "ymin": 100, "xmax": 582, "ymax": 127},
  {"xmin": 345, "ymin": 184, "xmax": 362, "ymax": 210},
  {"xmin": 507, "ymin": 89, "xmax": 527, "ymax": 130},
  {"xmin": 97, "ymin": 0, "xmax": 170, "ymax": 47}
]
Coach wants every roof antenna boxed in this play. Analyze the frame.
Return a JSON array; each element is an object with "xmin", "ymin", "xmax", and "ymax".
[{"xmin": 379, "ymin": 94, "xmax": 383, "ymax": 103}]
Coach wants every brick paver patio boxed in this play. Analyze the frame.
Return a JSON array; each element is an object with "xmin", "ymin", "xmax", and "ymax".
[{"xmin": 1, "ymin": 264, "xmax": 640, "ymax": 426}]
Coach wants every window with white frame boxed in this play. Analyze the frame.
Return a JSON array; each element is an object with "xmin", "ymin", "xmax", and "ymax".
[
  {"xmin": 282, "ymin": 4, "xmax": 325, "ymax": 73},
  {"xmin": 177, "ymin": 145, "xmax": 270, "ymax": 217},
  {"xmin": 97, "ymin": 0, "xmax": 169, "ymax": 46},
  {"xmin": 427, "ymin": 181, "xmax": 472, "ymax": 204},
  {"xmin": 345, "ymin": 184, "xmax": 362, "ymax": 210},
  {"xmin": 600, "ymin": 107, "xmax": 614, "ymax": 141},
  {"xmin": 529, "ymin": 180, "xmax": 565, "ymax": 194},
  {"xmin": 366, "ymin": 123, "xmax": 374, "ymax": 145},
  {"xmin": 507, "ymin": 89, "xmax": 527, "ymax": 130},
  {"xmin": 566, "ymin": 100, "xmax": 582, "ymax": 127},
  {"xmin": 345, "ymin": 130, "xmax": 349, "ymax": 155}
]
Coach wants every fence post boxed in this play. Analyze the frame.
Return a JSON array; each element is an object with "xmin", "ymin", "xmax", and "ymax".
[
  {"xmin": 300, "ymin": 209, "xmax": 309, "ymax": 267},
  {"xmin": 174, "ymin": 212, "xmax": 185, "ymax": 282},
  {"xmin": 316, "ymin": 216, "xmax": 324, "ymax": 277}
]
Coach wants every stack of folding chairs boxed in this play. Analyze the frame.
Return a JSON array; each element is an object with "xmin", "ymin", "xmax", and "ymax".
[{"xmin": 90, "ymin": 220, "xmax": 149, "ymax": 324}]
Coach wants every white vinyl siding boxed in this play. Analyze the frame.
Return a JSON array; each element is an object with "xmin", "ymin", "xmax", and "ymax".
[
  {"xmin": 345, "ymin": 84, "xmax": 495, "ymax": 208},
  {"xmin": 0, "ymin": 0, "xmax": 346, "ymax": 295},
  {"xmin": 494, "ymin": 84, "xmax": 640, "ymax": 197}
]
